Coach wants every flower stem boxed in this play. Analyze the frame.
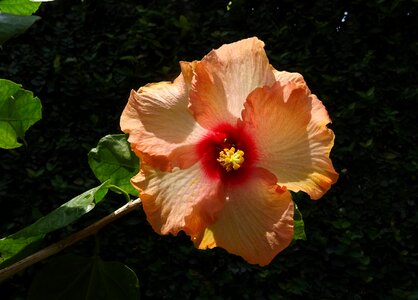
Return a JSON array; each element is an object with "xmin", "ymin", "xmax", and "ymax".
[{"xmin": 0, "ymin": 198, "xmax": 142, "ymax": 283}]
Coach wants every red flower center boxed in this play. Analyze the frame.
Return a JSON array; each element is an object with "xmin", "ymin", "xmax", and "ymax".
[{"xmin": 196, "ymin": 123, "xmax": 258, "ymax": 185}]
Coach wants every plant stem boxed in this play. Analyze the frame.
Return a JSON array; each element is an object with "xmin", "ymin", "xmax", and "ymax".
[{"xmin": 0, "ymin": 198, "xmax": 141, "ymax": 283}]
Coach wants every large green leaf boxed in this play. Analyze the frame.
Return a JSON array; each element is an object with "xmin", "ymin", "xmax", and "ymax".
[
  {"xmin": 0, "ymin": 182, "xmax": 110, "ymax": 268},
  {"xmin": 28, "ymin": 254, "xmax": 140, "ymax": 300},
  {"xmin": 0, "ymin": 0, "xmax": 43, "ymax": 15},
  {"xmin": 0, "ymin": 79, "xmax": 42, "ymax": 148},
  {"xmin": 0, "ymin": 0, "xmax": 54, "ymax": 44},
  {"xmin": 88, "ymin": 134, "xmax": 139, "ymax": 196},
  {"xmin": 0, "ymin": 12, "xmax": 40, "ymax": 46}
]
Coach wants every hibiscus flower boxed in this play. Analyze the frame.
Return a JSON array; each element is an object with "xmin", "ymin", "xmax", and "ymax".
[{"xmin": 120, "ymin": 37, "xmax": 338, "ymax": 266}]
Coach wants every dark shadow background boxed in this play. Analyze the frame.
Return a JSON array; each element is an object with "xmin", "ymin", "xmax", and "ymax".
[{"xmin": 1, "ymin": 0, "xmax": 417, "ymax": 299}]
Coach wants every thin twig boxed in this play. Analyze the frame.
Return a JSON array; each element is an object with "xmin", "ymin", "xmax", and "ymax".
[{"xmin": 0, "ymin": 198, "xmax": 142, "ymax": 283}]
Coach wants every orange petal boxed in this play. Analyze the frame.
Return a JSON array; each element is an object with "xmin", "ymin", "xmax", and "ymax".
[
  {"xmin": 273, "ymin": 70, "xmax": 309, "ymax": 90},
  {"xmin": 241, "ymin": 80, "xmax": 338, "ymax": 200},
  {"xmin": 189, "ymin": 37, "xmax": 276, "ymax": 129},
  {"xmin": 133, "ymin": 162, "xmax": 224, "ymax": 238},
  {"xmin": 120, "ymin": 61, "xmax": 206, "ymax": 171},
  {"xmin": 196, "ymin": 168, "xmax": 294, "ymax": 266}
]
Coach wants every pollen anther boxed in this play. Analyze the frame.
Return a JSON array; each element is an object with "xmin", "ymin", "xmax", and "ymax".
[{"xmin": 217, "ymin": 147, "xmax": 245, "ymax": 172}]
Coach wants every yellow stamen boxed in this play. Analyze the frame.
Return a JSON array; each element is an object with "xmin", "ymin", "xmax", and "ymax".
[{"xmin": 217, "ymin": 147, "xmax": 245, "ymax": 172}]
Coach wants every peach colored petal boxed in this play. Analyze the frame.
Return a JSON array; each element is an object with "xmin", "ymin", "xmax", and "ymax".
[
  {"xmin": 133, "ymin": 162, "xmax": 224, "ymax": 238},
  {"xmin": 189, "ymin": 37, "xmax": 276, "ymax": 129},
  {"xmin": 273, "ymin": 70, "xmax": 332, "ymax": 127},
  {"xmin": 241, "ymin": 81, "xmax": 338, "ymax": 200},
  {"xmin": 273, "ymin": 70, "xmax": 309, "ymax": 90},
  {"xmin": 120, "ymin": 61, "xmax": 207, "ymax": 171},
  {"xmin": 196, "ymin": 168, "xmax": 294, "ymax": 266}
]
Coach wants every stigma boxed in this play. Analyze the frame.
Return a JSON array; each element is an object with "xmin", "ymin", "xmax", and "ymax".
[{"xmin": 217, "ymin": 147, "xmax": 245, "ymax": 172}]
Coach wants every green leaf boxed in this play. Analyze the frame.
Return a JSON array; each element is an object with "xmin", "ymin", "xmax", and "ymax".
[
  {"xmin": 293, "ymin": 203, "xmax": 306, "ymax": 241},
  {"xmin": 0, "ymin": 0, "xmax": 44, "ymax": 15},
  {"xmin": 28, "ymin": 254, "xmax": 140, "ymax": 300},
  {"xmin": 0, "ymin": 182, "xmax": 110, "ymax": 267},
  {"xmin": 0, "ymin": 79, "xmax": 42, "ymax": 148},
  {"xmin": 88, "ymin": 134, "xmax": 139, "ymax": 196},
  {"xmin": 0, "ymin": 12, "xmax": 40, "ymax": 45},
  {"xmin": 0, "ymin": 0, "xmax": 54, "ymax": 44}
]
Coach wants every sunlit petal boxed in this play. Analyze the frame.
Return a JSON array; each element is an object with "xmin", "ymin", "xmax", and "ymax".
[
  {"xmin": 120, "ymin": 61, "xmax": 206, "ymax": 171},
  {"xmin": 133, "ymin": 163, "xmax": 224, "ymax": 238},
  {"xmin": 196, "ymin": 168, "xmax": 294, "ymax": 266},
  {"xmin": 241, "ymin": 80, "xmax": 338, "ymax": 199},
  {"xmin": 273, "ymin": 70, "xmax": 309, "ymax": 90},
  {"xmin": 189, "ymin": 37, "xmax": 276, "ymax": 129}
]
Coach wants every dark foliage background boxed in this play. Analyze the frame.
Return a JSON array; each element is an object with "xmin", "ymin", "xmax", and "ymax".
[{"xmin": 1, "ymin": 0, "xmax": 417, "ymax": 299}]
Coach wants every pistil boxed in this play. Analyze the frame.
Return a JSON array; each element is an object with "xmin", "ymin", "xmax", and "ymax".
[{"xmin": 217, "ymin": 147, "xmax": 245, "ymax": 172}]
